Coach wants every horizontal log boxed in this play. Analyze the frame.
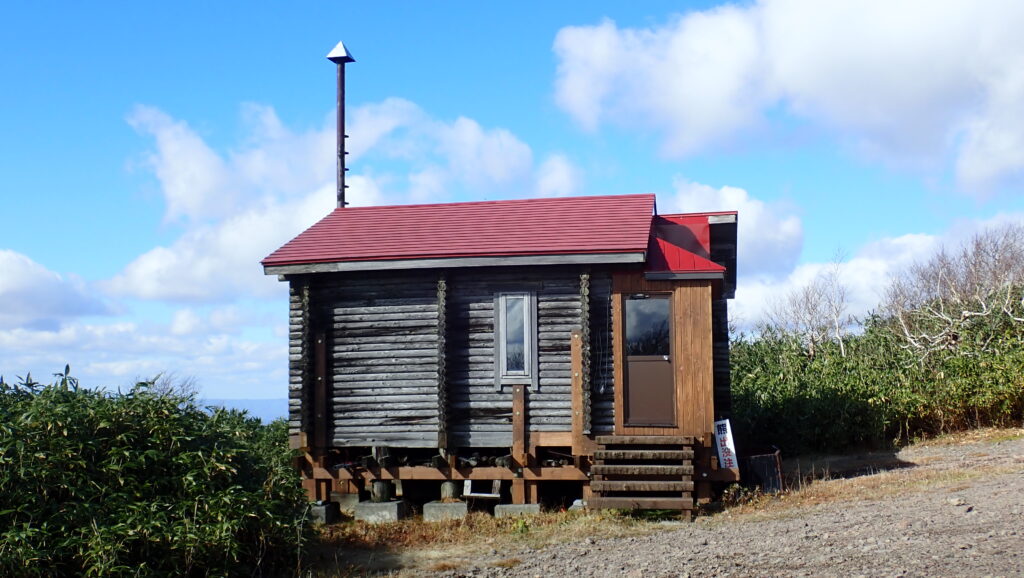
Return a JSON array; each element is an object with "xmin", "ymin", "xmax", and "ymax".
[
  {"xmin": 593, "ymin": 450, "xmax": 694, "ymax": 461},
  {"xmin": 332, "ymin": 406, "xmax": 438, "ymax": 417},
  {"xmin": 590, "ymin": 480, "xmax": 694, "ymax": 492},
  {"xmin": 590, "ymin": 465, "xmax": 694, "ymax": 476},
  {"xmin": 332, "ymin": 310, "xmax": 437, "ymax": 321},
  {"xmin": 332, "ymin": 348, "xmax": 437, "ymax": 358},
  {"xmin": 334, "ymin": 334, "xmax": 438, "ymax": 345},
  {"xmin": 333, "ymin": 371, "xmax": 437, "ymax": 381},
  {"xmin": 334, "ymin": 421, "xmax": 439, "ymax": 430},
  {"xmin": 333, "ymin": 319, "xmax": 437, "ymax": 330},
  {"xmin": 332, "ymin": 357, "xmax": 438, "ymax": 368},
  {"xmin": 595, "ymin": 436, "xmax": 696, "ymax": 446},
  {"xmin": 328, "ymin": 304, "xmax": 439, "ymax": 315},
  {"xmin": 586, "ymin": 497, "xmax": 692, "ymax": 511},
  {"xmin": 316, "ymin": 465, "xmax": 587, "ymax": 482}
]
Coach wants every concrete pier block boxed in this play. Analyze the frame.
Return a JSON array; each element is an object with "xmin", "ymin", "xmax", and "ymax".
[
  {"xmin": 423, "ymin": 501, "xmax": 469, "ymax": 522},
  {"xmin": 329, "ymin": 492, "xmax": 361, "ymax": 515},
  {"xmin": 311, "ymin": 501, "xmax": 341, "ymax": 524},
  {"xmin": 354, "ymin": 501, "xmax": 408, "ymax": 523},
  {"xmin": 495, "ymin": 503, "xmax": 542, "ymax": 517}
]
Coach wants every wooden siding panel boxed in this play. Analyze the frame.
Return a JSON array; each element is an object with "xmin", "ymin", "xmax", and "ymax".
[
  {"xmin": 611, "ymin": 272, "xmax": 715, "ymax": 437},
  {"xmin": 712, "ymin": 298, "xmax": 731, "ymax": 419},
  {"xmin": 287, "ymin": 283, "xmax": 307, "ymax": 437},
  {"xmin": 589, "ymin": 273, "xmax": 615, "ymax": 433},
  {"xmin": 315, "ymin": 273, "xmax": 441, "ymax": 448},
  {"xmin": 447, "ymin": 268, "xmax": 585, "ymax": 446}
]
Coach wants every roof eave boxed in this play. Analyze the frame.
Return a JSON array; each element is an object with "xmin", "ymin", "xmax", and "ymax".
[
  {"xmin": 644, "ymin": 271, "xmax": 725, "ymax": 281},
  {"xmin": 264, "ymin": 251, "xmax": 647, "ymax": 276}
]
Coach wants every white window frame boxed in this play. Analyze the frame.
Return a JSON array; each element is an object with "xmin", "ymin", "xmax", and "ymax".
[{"xmin": 494, "ymin": 291, "xmax": 538, "ymax": 390}]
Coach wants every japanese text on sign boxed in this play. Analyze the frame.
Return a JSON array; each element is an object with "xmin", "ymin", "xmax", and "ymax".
[{"xmin": 714, "ymin": 418, "xmax": 738, "ymax": 471}]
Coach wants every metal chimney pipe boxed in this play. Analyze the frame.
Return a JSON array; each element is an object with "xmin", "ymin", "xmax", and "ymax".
[{"xmin": 327, "ymin": 42, "xmax": 355, "ymax": 208}]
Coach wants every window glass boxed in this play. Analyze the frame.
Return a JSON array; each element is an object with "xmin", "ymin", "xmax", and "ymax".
[
  {"xmin": 625, "ymin": 294, "xmax": 670, "ymax": 356},
  {"xmin": 504, "ymin": 295, "xmax": 526, "ymax": 373}
]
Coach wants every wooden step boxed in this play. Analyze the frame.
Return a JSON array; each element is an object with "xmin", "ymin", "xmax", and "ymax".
[
  {"xmin": 591, "ymin": 480, "xmax": 694, "ymax": 492},
  {"xmin": 594, "ymin": 450, "xmax": 693, "ymax": 461},
  {"xmin": 591, "ymin": 464, "xmax": 693, "ymax": 476},
  {"xmin": 595, "ymin": 435, "xmax": 695, "ymax": 446},
  {"xmin": 587, "ymin": 496, "xmax": 693, "ymax": 510}
]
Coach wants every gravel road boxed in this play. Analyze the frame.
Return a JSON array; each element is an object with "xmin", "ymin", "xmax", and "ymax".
[{"xmin": 439, "ymin": 434, "xmax": 1024, "ymax": 577}]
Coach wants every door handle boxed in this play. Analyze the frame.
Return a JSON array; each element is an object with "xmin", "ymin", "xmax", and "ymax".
[{"xmin": 663, "ymin": 355, "xmax": 669, "ymax": 361}]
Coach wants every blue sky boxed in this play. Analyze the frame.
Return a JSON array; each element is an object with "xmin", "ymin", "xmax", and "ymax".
[{"xmin": 3, "ymin": 1, "xmax": 1024, "ymax": 400}]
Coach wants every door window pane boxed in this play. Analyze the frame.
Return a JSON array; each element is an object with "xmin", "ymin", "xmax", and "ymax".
[{"xmin": 625, "ymin": 294, "xmax": 670, "ymax": 356}]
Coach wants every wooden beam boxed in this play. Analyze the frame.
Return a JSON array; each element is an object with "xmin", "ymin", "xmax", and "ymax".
[
  {"xmin": 570, "ymin": 329, "xmax": 587, "ymax": 455},
  {"xmin": 289, "ymin": 432, "xmax": 308, "ymax": 450},
  {"xmin": 310, "ymin": 465, "xmax": 589, "ymax": 481},
  {"xmin": 512, "ymin": 384, "xmax": 527, "ymax": 466},
  {"xmin": 587, "ymin": 496, "xmax": 693, "ymax": 510},
  {"xmin": 590, "ymin": 480, "xmax": 694, "ymax": 492},
  {"xmin": 529, "ymin": 431, "xmax": 572, "ymax": 450},
  {"xmin": 313, "ymin": 329, "xmax": 329, "ymax": 450},
  {"xmin": 511, "ymin": 479, "xmax": 525, "ymax": 504},
  {"xmin": 611, "ymin": 292, "xmax": 625, "ymax": 435}
]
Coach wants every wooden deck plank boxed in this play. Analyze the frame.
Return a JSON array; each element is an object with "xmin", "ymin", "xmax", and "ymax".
[
  {"xmin": 587, "ymin": 496, "xmax": 693, "ymax": 510},
  {"xmin": 595, "ymin": 435, "xmax": 695, "ymax": 445},
  {"xmin": 590, "ymin": 464, "xmax": 693, "ymax": 476},
  {"xmin": 590, "ymin": 480, "xmax": 694, "ymax": 492},
  {"xmin": 593, "ymin": 449, "xmax": 694, "ymax": 461}
]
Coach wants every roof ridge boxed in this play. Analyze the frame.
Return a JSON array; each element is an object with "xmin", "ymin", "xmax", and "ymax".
[{"xmin": 330, "ymin": 193, "xmax": 655, "ymax": 212}]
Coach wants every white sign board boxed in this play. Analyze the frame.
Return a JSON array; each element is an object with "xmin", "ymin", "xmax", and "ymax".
[{"xmin": 714, "ymin": 418, "xmax": 739, "ymax": 472}]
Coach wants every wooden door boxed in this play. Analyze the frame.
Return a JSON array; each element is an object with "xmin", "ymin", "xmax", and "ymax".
[{"xmin": 623, "ymin": 293, "xmax": 675, "ymax": 426}]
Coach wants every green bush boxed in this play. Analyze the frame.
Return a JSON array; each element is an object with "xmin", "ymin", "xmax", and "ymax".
[
  {"xmin": 0, "ymin": 369, "xmax": 308, "ymax": 577},
  {"xmin": 731, "ymin": 313, "xmax": 1024, "ymax": 455}
]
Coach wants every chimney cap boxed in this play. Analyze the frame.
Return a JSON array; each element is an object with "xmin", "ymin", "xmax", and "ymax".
[{"xmin": 327, "ymin": 41, "xmax": 356, "ymax": 64}]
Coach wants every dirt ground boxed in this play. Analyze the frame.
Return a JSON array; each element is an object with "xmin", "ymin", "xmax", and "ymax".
[{"xmin": 333, "ymin": 431, "xmax": 1024, "ymax": 577}]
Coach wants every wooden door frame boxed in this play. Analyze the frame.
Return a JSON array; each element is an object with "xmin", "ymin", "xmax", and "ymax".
[{"xmin": 611, "ymin": 272, "xmax": 715, "ymax": 437}]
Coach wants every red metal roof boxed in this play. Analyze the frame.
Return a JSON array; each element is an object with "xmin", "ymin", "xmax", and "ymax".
[
  {"xmin": 262, "ymin": 194, "xmax": 657, "ymax": 267},
  {"xmin": 645, "ymin": 237, "xmax": 726, "ymax": 274}
]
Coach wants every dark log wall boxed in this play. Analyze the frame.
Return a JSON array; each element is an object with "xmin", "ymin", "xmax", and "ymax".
[
  {"xmin": 287, "ymin": 282, "xmax": 309, "ymax": 437},
  {"xmin": 317, "ymin": 272, "xmax": 442, "ymax": 447},
  {"xmin": 447, "ymin": 268, "xmax": 587, "ymax": 447},
  {"xmin": 711, "ymin": 297, "xmax": 731, "ymax": 419},
  {"xmin": 288, "ymin": 266, "xmax": 622, "ymax": 449},
  {"xmin": 588, "ymin": 273, "xmax": 615, "ymax": 433}
]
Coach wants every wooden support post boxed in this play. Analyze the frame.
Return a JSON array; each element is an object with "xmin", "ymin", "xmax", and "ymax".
[
  {"xmin": 313, "ymin": 330, "xmax": 329, "ymax": 450},
  {"xmin": 512, "ymin": 385, "xmax": 527, "ymax": 466},
  {"xmin": 302, "ymin": 478, "xmax": 318, "ymax": 502},
  {"xmin": 695, "ymin": 433, "xmax": 714, "ymax": 504},
  {"xmin": 511, "ymin": 479, "xmax": 526, "ymax": 504},
  {"xmin": 527, "ymin": 481, "xmax": 539, "ymax": 504},
  {"xmin": 512, "ymin": 384, "xmax": 528, "ymax": 505},
  {"xmin": 570, "ymin": 329, "xmax": 587, "ymax": 456}
]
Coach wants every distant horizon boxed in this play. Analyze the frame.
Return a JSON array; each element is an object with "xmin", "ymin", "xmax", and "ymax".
[{"xmin": 202, "ymin": 398, "xmax": 288, "ymax": 424}]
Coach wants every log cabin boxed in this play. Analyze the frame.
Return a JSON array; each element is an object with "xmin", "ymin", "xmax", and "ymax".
[{"xmin": 260, "ymin": 43, "xmax": 739, "ymax": 515}]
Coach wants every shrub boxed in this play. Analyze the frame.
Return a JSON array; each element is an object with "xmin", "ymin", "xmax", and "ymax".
[{"xmin": 0, "ymin": 369, "xmax": 308, "ymax": 577}]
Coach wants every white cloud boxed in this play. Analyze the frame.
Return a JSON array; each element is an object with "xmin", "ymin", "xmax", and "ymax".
[
  {"xmin": 128, "ymin": 106, "xmax": 236, "ymax": 222},
  {"xmin": 110, "ymin": 100, "xmax": 584, "ymax": 302},
  {"xmin": 731, "ymin": 215, "xmax": 1024, "ymax": 330},
  {"xmin": 169, "ymin": 308, "xmax": 201, "ymax": 336},
  {"xmin": 438, "ymin": 117, "xmax": 533, "ymax": 187},
  {"xmin": 535, "ymin": 154, "xmax": 583, "ymax": 197},
  {"xmin": 0, "ymin": 319, "xmax": 286, "ymax": 398},
  {"xmin": 666, "ymin": 179, "xmax": 803, "ymax": 278},
  {"xmin": 0, "ymin": 250, "xmax": 110, "ymax": 330},
  {"xmin": 731, "ymin": 233, "xmax": 939, "ymax": 328},
  {"xmin": 553, "ymin": 1, "xmax": 1024, "ymax": 194}
]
